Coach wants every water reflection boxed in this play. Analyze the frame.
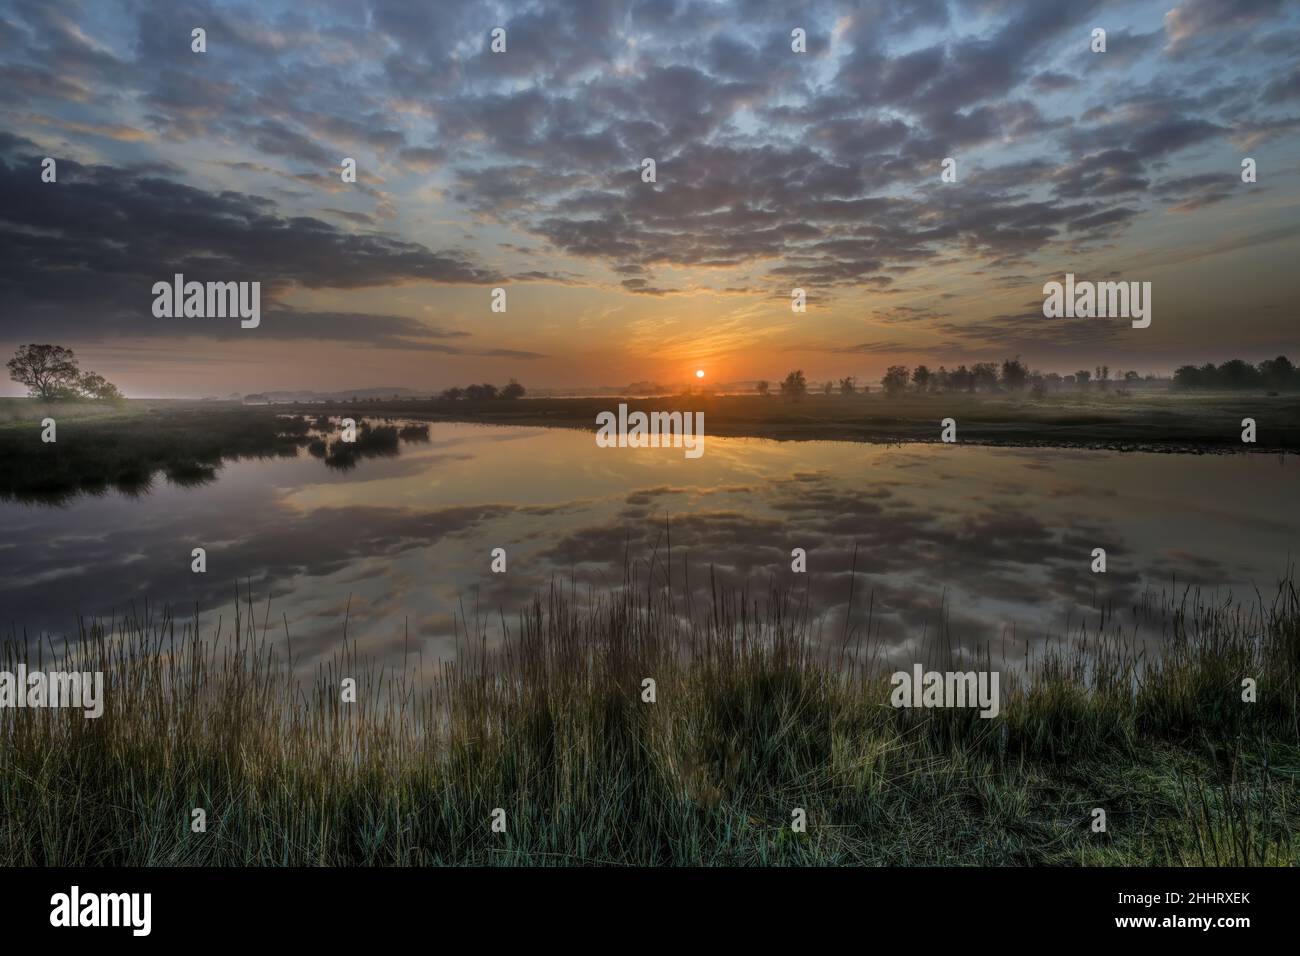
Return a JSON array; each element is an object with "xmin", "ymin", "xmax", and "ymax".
[{"xmin": 1, "ymin": 421, "xmax": 1293, "ymax": 674}]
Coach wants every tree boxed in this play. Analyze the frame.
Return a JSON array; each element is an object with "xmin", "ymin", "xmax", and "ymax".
[
  {"xmin": 838, "ymin": 376, "xmax": 856, "ymax": 395},
  {"xmin": 881, "ymin": 365, "xmax": 910, "ymax": 396},
  {"xmin": 440, "ymin": 386, "xmax": 464, "ymax": 401},
  {"xmin": 972, "ymin": 362, "xmax": 999, "ymax": 391},
  {"xmin": 822, "ymin": 380, "xmax": 834, "ymax": 395},
  {"xmin": 76, "ymin": 371, "xmax": 123, "ymax": 402},
  {"xmin": 1075, "ymin": 369, "xmax": 1091, "ymax": 388},
  {"xmin": 7, "ymin": 344, "xmax": 81, "ymax": 400},
  {"xmin": 755, "ymin": 380, "xmax": 770, "ymax": 397},
  {"xmin": 1258, "ymin": 355, "xmax": 1296, "ymax": 390},
  {"xmin": 464, "ymin": 383, "xmax": 499, "ymax": 401},
  {"xmin": 912, "ymin": 365, "xmax": 931, "ymax": 392},
  {"xmin": 1217, "ymin": 358, "xmax": 1258, "ymax": 389},
  {"xmin": 1124, "ymin": 370, "xmax": 1140, "ymax": 382},
  {"xmin": 779, "ymin": 370, "xmax": 808, "ymax": 401},
  {"xmin": 501, "ymin": 379, "xmax": 526, "ymax": 400},
  {"xmin": 1000, "ymin": 356, "xmax": 1028, "ymax": 391}
]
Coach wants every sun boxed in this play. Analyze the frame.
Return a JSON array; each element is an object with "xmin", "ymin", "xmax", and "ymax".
[{"xmin": 695, "ymin": 369, "xmax": 704, "ymax": 379}]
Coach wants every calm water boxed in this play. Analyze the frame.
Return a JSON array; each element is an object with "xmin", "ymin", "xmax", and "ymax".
[{"xmin": 2, "ymin": 421, "xmax": 1295, "ymax": 670}]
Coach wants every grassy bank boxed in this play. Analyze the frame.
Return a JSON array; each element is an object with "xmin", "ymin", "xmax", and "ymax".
[
  {"xmin": 2, "ymin": 569, "xmax": 1296, "ymax": 866},
  {"xmin": 0, "ymin": 404, "xmax": 424, "ymax": 502},
  {"xmin": 293, "ymin": 390, "xmax": 1300, "ymax": 453},
  {"xmin": 1, "ymin": 391, "xmax": 1295, "ymax": 502}
]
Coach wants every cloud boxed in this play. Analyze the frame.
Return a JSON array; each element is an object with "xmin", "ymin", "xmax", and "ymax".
[{"xmin": 0, "ymin": 139, "xmax": 500, "ymax": 344}]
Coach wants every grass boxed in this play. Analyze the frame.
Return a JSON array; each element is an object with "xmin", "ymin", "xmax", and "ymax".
[
  {"xmin": 290, "ymin": 389, "xmax": 1300, "ymax": 453},
  {"xmin": 1, "ymin": 563, "xmax": 1295, "ymax": 866},
  {"xmin": 0, "ymin": 406, "xmax": 422, "ymax": 502}
]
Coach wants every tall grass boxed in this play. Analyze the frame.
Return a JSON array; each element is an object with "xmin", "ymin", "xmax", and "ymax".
[{"xmin": 1, "ymin": 565, "xmax": 1296, "ymax": 866}]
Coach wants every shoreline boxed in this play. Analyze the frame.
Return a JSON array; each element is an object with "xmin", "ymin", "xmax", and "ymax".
[{"xmin": 285, "ymin": 392, "xmax": 1300, "ymax": 454}]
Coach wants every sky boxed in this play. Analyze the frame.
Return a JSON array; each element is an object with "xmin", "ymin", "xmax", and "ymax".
[{"xmin": 1, "ymin": 0, "xmax": 1298, "ymax": 397}]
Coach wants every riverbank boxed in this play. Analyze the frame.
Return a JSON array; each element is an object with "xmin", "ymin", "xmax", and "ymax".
[
  {"xmin": 289, "ymin": 391, "xmax": 1300, "ymax": 453},
  {"xmin": 2, "ymin": 572, "xmax": 1296, "ymax": 866}
]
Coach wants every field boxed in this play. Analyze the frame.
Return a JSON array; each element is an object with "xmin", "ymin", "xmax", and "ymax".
[
  {"xmin": 1, "ymin": 568, "xmax": 1296, "ymax": 866},
  {"xmin": 1, "ymin": 386, "xmax": 1297, "ymax": 499},
  {"xmin": 290, "ymin": 390, "xmax": 1300, "ymax": 452}
]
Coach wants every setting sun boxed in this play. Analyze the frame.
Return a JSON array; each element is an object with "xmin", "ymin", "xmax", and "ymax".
[{"xmin": 695, "ymin": 369, "xmax": 704, "ymax": 379}]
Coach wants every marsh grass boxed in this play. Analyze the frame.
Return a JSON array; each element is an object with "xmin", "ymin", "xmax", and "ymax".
[
  {"xmin": 0, "ymin": 411, "xmax": 422, "ymax": 502},
  {"xmin": 0, "ymin": 566, "xmax": 1296, "ymax": 866}
]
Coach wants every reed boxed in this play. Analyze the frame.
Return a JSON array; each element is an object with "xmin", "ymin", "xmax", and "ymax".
[{"xmin": 1, "ymin": 564, "xmax": 1295, "ymax": 866}]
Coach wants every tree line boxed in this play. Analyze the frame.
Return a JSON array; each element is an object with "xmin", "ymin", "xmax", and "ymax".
[
  {"xmin": 438, "ymin": 379, "xmax": 526, "ymax": 401},
  {"xmin": 760, "ymin": 355, "xmax": 1297, "ymax": 400},
  {"xmin": 1172, "ymin": 356, "xmax": 1296, "ymax": 391}
]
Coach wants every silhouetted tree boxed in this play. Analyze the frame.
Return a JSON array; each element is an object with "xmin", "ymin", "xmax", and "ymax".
[
  {"xmin": 912, "ymin": 365, "xmax": 931, "ymax": 392},
  {"xmin": 1259, "ymin": 355, "xmax": 1295, "ymax": 389},
  {"xmin": 881, "ymin": 365, "xmax": 910, "ymax": 396},
  {"xmin": 1000, "ymin": 356, "xmax": 1028, "ymax": 390},
  {"xmin": 7, "ymin": 344, "xmax": 81, "ymax": 400},
  {"xmin": 972, "ymin": 362, "xmax": 999, "ymax": 391},
  {"xmin": 779, "ymin": 370, "xmax": 808, "ymax": 401},
  {"xmin": 838, "ymin": 376, "xmax": 856, "ymax": 395},
  {"xmin": 76, "ymin": 371, "xmax": 123, "ymax": 402},
  {"xmin": 755, "ymin": 380, "xmax": 770, "ymax": 397},
  {"xmin": 464, "ymin": 383, "xmax": 499, "ymax": 401},
  {"xmin": 501, "ymin": 379, "xmax": 526, "ymax": 399}
]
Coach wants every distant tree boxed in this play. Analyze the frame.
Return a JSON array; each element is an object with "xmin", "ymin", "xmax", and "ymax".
[
  {"xmin": 911, "ymin": 365, "xmax": 931, "ymax": 392},
  {"xmin": 501, "ymin": 379, "xmax": 526, "ymax": 400},
  {"xmin": 7, "ymin": 344, "xmax": 82, "ymax": 400},
  {"xmin": 1075, "ymin": 369, "xmax": 1092, "ymax": 388},
  {"xmin": 440, "ymin": 386, "xmax": 464, "ymax": 401},
  {"xmin": 934, "ymin": 366, "xmax": 950, "ymax": 392},
  {"xmin": 822, "ymin": 380, "xmax": 834, "ymax": 395},
  {"xmin": 1124, "ymin": 370, "xmax": 1140, "ymax": 382},
  {"xmin": 1000, "ymin": 356, "xmax": 1028, "ymax": 391},
  {"xmin": 838, "ymin": 376, "xmax": 856, "ymax": 395},
  {"xmin": 972, "ymin": 362, "xmax": 999, "ymax": 391},
  {"xmin": 779, "ymin": 369, "xmax": 808, "ymax": 401},
  {"xmin": 950, "ymin": 365, "xmax": 973, "ymax": 392},
  {"xmin": 1258, "ymin": 355, "xmax": 1296, "ymax": 390},
  {"xmin": 76, "ymin": 371, "xmax": 123, "ymax": 402},
  {"xmin": 1217, "ymin": 358, "xmax": 1258, "ymax": 389},
  {"xmin": 755, "ymin": 380, "xmax": 770, "ymax": 397},
  {"xmin": 465, "ymin": 383, "xmax": 499, "ymax": 401},
  {"xmin": 881, "ymin": 365, "xmax": 910, "ymax": 396}
]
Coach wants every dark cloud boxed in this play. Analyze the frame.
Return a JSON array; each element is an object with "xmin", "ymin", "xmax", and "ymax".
[{"xmin": 0, "ymin": 140, "xmax": 499, "ymax": 344}]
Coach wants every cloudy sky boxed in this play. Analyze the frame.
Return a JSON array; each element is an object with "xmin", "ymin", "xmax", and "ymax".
[{"xmin": 1, "ymin": 0, "xmax": 1298, "ymax": 396}]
